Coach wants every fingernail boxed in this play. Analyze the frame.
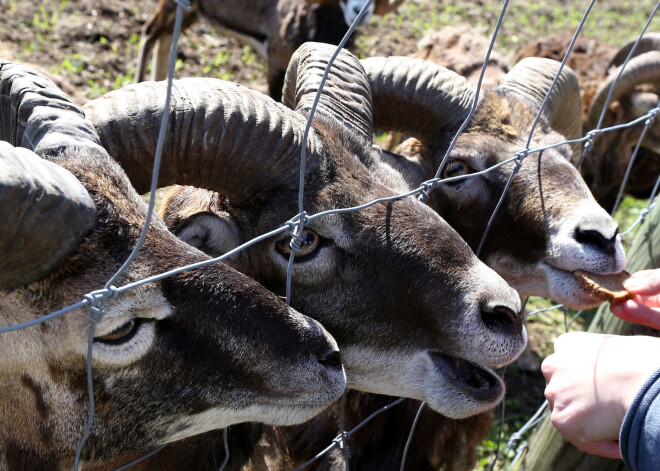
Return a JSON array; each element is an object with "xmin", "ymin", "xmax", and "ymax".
[{"xmin": 623, "ymin": 278, "xmax": 643, "ymax": 290}]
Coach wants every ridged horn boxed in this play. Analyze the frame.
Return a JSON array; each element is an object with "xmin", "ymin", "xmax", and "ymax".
[
  {"xmin": 0, "ymin": 61, "xmax": 106, "ymax": 157},
  {"xmin": 497, "ymin": 57, "xmax": 582, "ymax": 159},
  {"xmin": 282, "ymin": 42, "xmax": 374, "ymax": 144},
  {"xmin": 84, "ymin": 78, "xmax": 323, "ymax": 203},
  {"xmin": 588, "ymin": 51, "xmax": 660, "ymax": 130},
  {"xmin": 0, "ymin": 61, "xmax": 97, "ymax": 288},
  {"xmin": 608, "ymin": 33, "xmax": 660, "ymax": 70},
  {"xmin": 362, "ymin": 56, "xmax": 475, "ymax": 144}
]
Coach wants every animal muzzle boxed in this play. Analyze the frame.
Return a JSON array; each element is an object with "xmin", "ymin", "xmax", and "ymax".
[
  {"xmin": 548, "ymin": 199, "xmax": 625, "ymax": 273},
  {"xmin": 453, "ymin": 261, "xmax": 527, "ymax": 368},
  {"xmin": 543, "ymin": 199, "xmax": 627, "ymax": 308}
]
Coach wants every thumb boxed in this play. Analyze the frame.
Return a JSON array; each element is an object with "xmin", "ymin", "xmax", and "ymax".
[{"xmin": 624, "ymin": 271, "xmax": 660, "ymax": 296}]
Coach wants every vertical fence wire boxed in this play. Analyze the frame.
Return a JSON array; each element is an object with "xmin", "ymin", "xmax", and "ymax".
[
  {"xmin": 419, "ymin": 0, "xmax": 509, "ymax": 203},
  {"xmin": 285, "ymin": 0, "xmax": 375, "ymax": 304},
  {"xmin": 477, "ymin": 0, "xmax": 597, "ymax": 256},
  {"xmin": 610, "ymin": 105, "xmax": 659, "ymax": 215},
  {"xmin": 400, "ymin": 401, "xmax": 425, "ymax": 471}
]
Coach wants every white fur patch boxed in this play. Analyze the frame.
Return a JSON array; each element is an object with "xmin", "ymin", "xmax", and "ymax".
[
  {"xmin": 340, "ymin": 0, "xmax": 375, "ymax": 26},
  {"xmin": 342, "ymin": 346, "xmax": 505, "ymax": 419},
  {"xmin": 86, "ymin": 289, "xmax": 173, "ymax": 367},
  {"xmin": 161, "ymin": 401, "xmax": 337, "ymax": 444}
]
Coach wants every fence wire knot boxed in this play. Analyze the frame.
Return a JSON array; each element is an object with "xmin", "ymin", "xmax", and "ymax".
[
  {"xmin": 286, "ymin": 212, "xmax": 310, "ymax": 254},
  {"xmin": 645, "ymin": 108, "xmax": 659, "ymax": 127},
  {"xmin": 83, "ymin": 287, "xmax": 118, "ymax": 323},
  {"xmin": 336, "ymin": 432, "xmax": 351, "ymax": 460},
  {"xmin": 174, "ymin": 0, "xmax": 191, "ymax": 9},
  {"xmin": 418, "ymin": 181, "xmax": 435, "ymax": 203},
  {"xmin": 584, "ymin": 129, "xmax": 600, "ymax": 141}
]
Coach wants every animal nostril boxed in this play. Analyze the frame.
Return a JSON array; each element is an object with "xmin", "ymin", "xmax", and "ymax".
[
  {"xmin": 481, "ymin": 305, "xmax": 522, "ymax": 336},
  {"xmin": 318, "ymin": 349, "xmax": 342, "ymax": 369},
  {"xmin": 353, "ymin": 6, "xmax": 361, "ymax": 15},
  {"xmin": 575, "ymin": 227, "xmax": 618, "ymax": 254}
]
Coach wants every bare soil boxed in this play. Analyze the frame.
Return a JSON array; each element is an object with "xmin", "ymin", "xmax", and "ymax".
[{"xmin": 1, "ymin": 0, "xmax": 657, "ymax": 103}]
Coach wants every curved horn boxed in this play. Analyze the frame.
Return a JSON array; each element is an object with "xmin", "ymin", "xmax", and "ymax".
[
  {"xmin": 282, "ymin": 42, "xmax": 374, "ymax": 143},
  {"xmin": 0, "ymin": 61, "xmax": 105, "ymax": 157},
  {"xmin": 608, "ymin": 33, "xmax": 660, "ymax": 70},
  {"xmin": 362, "ymin": 56, "xmax": 475, "ymax": 145},
  {"xmin": 84, "ymin": 79, "xmax": 323, "ymax": 203},
  {"xmin": 0, "ymin": 61, "xmax": 97, "ymax": 288},
  {"xmin": 497, "ymin": 57, "xmax": 582, "ymax": 159},
  {"xmin": 0, "ymin": 142, "xmax": 95, "ymax": 289},
  {"xmin": 588, "ymin": 51, "xmax": 660, "ymax": 130}
]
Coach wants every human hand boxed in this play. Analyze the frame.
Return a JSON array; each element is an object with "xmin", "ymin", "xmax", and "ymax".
[
  {"xmin": 611, "ymin": 269, "xmax": 660, "ymax": 329},
  {"xmin": 542, "ymin": 332, "xmax": 660, "ymax": 459}
]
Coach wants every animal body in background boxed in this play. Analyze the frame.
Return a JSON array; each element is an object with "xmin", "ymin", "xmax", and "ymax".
[
  {"xmin": 136, "ymin": 0, "xmax": 404, "ymax": 100},
  {"xmin": 382, "ymin": 24, "xmax": 510, "ymax": 151}
]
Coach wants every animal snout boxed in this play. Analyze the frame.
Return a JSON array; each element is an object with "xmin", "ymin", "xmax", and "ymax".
[
  {"xmin": 574, "ymin": 226, "xmax": 618, "ymax": 255},
  {"xmin": 318, "ymin": 349, "xmax": 343, "ymax": 370},
  {"xmin": 480, "ymin": 304, "xmax": 522, "ymax": 336}
]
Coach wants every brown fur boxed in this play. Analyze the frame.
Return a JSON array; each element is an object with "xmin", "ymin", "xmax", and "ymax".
[
  {"xmin": 156, "ymin": 115, "xmax": 525, "ymax": 470},
  {"xmin": 137, "ymin": 0, "xmax": 362, "ymax": 100},
  {"xmin": 0, "ymin": 144, "xmax": 344, "ymax": 468},
  {"xmin": 366, "ymin": 41, "xmax": 626, "ymax": 471},
  {"xmin": 285, "ymin": 393, "xmax": 493, "ymax": 471},
  {"xmin": 383, "ymin": 25, "xmax": 510, "ymax": 151},
  {"xmin": 417, "ymin": 26, "xmax": 510, "ymax": 90}
]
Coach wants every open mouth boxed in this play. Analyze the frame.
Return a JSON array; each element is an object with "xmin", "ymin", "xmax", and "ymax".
[{"xmin": 431, "ymin": 352, "xmax": 503, "ymax": 400}]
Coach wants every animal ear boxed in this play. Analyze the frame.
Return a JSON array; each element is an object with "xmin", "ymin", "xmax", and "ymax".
[
  {"xmin": 501, "ymin": 124, "xmax": 519, "ymax": 140},
  {"xmin": 172, "ymin": 212, "xmax": 240, "ymax": 258}
]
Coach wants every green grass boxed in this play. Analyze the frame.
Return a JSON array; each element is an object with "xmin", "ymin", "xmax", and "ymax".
[{"xmin": 360, "ymin": 0, "xmax": 660, "ymax": 58}]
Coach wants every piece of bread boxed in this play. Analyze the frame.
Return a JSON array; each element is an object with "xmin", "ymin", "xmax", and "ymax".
[{"xmin": 575, "ymin": 270, "xmax": 632, "ymax": 305}]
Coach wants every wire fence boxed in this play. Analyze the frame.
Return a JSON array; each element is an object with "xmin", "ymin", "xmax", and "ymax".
[{"xmin": 2, "ymin": 0, "xmax": 660, "ymax": 469}]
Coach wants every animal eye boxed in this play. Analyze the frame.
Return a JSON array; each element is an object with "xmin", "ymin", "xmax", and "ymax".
[
  {"xmin": 96, "ymin": 319, "xmax": 141, "ymax": 344},
  {"xmin": 277, "ymin": 229, "xmax": 321, "ymax": 259},
  {"xmin": 442, "ymin": 160, "xmax": 471, "ymax": 180}
]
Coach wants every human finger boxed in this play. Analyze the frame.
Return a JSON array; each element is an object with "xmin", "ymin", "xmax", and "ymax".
[
  {"xmin": 541, "ymin": 353, "xmax": 557, "ymax": 382},
  {"xmin": 551, "ymin": 331, "xmax": 589, "ymax": 352},
  {"xmin": 624, "ymin": 270, "xmax": 660, "ymax": 295},
  {"xmin": 610, "ymin": 299, "xmax": 660, "ymax": 329}
]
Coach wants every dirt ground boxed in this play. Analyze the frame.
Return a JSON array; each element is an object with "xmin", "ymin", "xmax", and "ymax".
[
  {"xmin": 3, "ymin": 0, "xmax": 656, "ymax": 105},
  {"xmin": 0, "ymin": 0, "xmax": 421, "ymax": 103}
]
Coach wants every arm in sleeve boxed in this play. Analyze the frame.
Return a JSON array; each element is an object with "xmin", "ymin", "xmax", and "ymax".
[{"xmin": 620, "ymin": 367, "xmax": 660, "ymax": 471}]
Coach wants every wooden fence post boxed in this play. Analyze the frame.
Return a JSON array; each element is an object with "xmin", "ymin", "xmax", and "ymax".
[{"xmin": 519, "ymin": 200, "xmax": 660, "ymax": 470}]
